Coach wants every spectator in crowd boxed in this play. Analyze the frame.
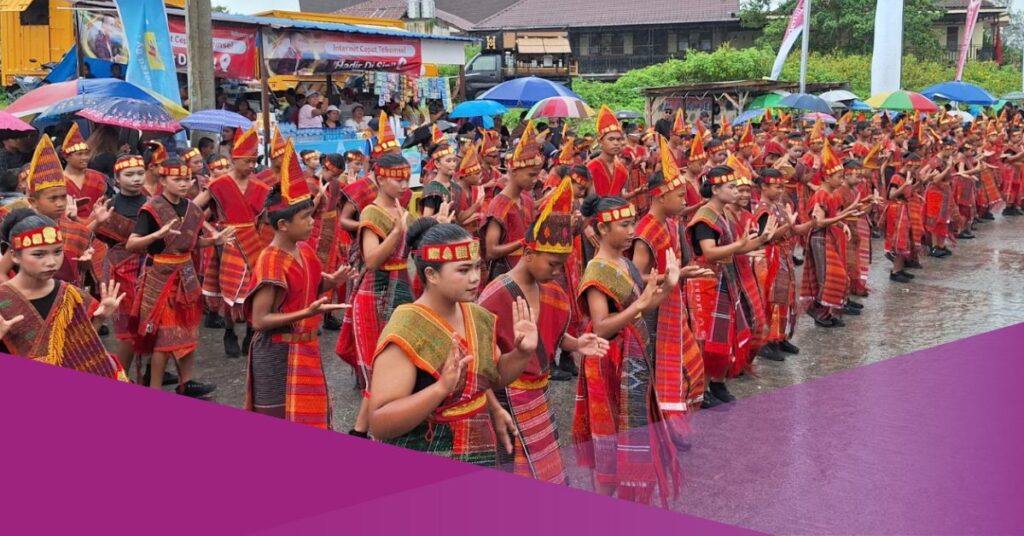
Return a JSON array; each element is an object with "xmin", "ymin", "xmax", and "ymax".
[
  {"xmin": 298, "ymin": 91, "xmax": 326, "ymax": 128},
  {"xmin": 236, "ymin": 98, "xmax": 257, "ymax": 121},
  {"xmin": 324, "ymin": 106, "xmax": 343, "ymax": 129},
  {"xmin": 344, "ymin": 105, "xmax": 371, "ymax": 131}
]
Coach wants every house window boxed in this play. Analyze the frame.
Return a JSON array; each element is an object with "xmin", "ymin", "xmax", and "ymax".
[
  {"xmin": 20, "ymin": 0, "xmax": 49, "ymax": 26},
  {"xmin": 699, "ymin": 31, "xmax": 713, "ymax": 51},
  {"xmin": 946, "ymin": 26, "xmax": 959, "ymax": 50},
  {"xmin": 599, "ymin": 33, "xmax": 625, "ymax": 56},
  {"xmin": 578, "ymin": 35, "xmax": 590, "ymax": 56}
]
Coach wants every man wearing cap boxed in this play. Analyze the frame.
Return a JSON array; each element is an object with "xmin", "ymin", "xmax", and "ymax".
[{"xmin": 655, "ymin": 106, "xmax": 674, "ymax": 140}]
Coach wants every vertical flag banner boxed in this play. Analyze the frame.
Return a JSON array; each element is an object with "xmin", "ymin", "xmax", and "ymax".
[
  {"xmin": 871, "ymin": 0, "xmax": 904, "ymax": 95},
  {"xmin": 117, "ymin": 0, "xmax": 182, "ymax": 105},
  {"xmin": 769, "ymin": 0, "xmax": 806, "ymax": 81},
  {"xmin": 956, "ymin": 0, "xmax": 983, "ymax": 81}
]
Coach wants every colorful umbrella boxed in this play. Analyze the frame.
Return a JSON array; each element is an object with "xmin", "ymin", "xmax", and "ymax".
[
  {"xmin": 777, "ymin": 93, "xmax": 834, "ymax": 114},
  {"xmin": 526, "ymin": 96, "xmax": 594, "ymax": 119},
  {"xmin": 919, "ymin": 81, "xmax": 996, "ymax": 105},
  {"xmin": 477, "ymin": 76, "xmax": 581, "ymax": 107},
  {"xmin": 77, "ymin": 98, "xmax": 181, "ymax": 133},
  {"xmin": 449, "ymin": 100, "xmax": 508, "ymax": 119},
  {"xmin": 0, "ymin": 111, "xmax": 36, "ymax": 138},
  {"xmin": 749, "ymin": 92, "xmax": 787, "ymax": 109},
  {"xmin": 5, "ymin": 79, "xmax": 188, "ymax": 119},
  {"xmin": 31, "ymin": 94, "xmax": 106, "ymax": 128},
  {"xmin": 864, "ymin": 91, "xmax": 939, "ymax": 112},
  {"xmin": 802, "ymin": 112, "xmax": 836, "ymax": 124},
  {"xmin": 179, "ymin": 109, "xmax": 252, "ymax": 133}
]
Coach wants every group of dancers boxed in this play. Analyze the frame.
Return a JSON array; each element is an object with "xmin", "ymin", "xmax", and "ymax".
[{"xmin": 2, "ymin": 99, "xmax": 1021, "ymax": 505}]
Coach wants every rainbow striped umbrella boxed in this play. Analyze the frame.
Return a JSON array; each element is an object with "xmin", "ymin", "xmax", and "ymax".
[
  {"xmin": 864, "ymin": 91, "xmax": 939, "ymax": 112},
  {"xmin": 526, "ymin": 96, "xmax": 594, "ymax": 119}
]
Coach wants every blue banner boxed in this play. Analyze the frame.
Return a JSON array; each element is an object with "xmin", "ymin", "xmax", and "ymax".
[{"xmin": 116, "ymin": 0, "xmax": 181, "ymax": 105}]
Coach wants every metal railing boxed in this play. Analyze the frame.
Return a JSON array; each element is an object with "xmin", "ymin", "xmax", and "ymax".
[{"xmin": 943, "ymin": 45, "xmax": 997, "ymax": 64}]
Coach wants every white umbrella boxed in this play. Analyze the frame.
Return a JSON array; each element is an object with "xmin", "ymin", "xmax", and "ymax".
[
  {"xmin": 819, "ymin": 89, "xmax": 860, "ymax": 102},
  {"xmin": 948, "ymin": 110, "xmax": 975, "ymax": 123}
]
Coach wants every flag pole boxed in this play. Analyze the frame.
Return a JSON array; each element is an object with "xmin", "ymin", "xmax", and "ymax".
[{"xmin": 799, "ymin": 0, "xmax": 810, "ymax": 93}]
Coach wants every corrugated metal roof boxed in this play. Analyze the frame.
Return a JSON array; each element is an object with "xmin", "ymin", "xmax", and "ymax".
[
  {"xmin": 199, "ymin": 11, "xmax": 473, "ymax": 41},
  {"xmin": 475, "ymin": 0, "xmax": 740, "ymax": 29}
]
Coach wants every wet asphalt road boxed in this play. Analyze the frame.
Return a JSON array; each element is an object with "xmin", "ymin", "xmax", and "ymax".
[{"xmin": 137, "ymin": 215, "xmax": 1024, "ymax": 441}]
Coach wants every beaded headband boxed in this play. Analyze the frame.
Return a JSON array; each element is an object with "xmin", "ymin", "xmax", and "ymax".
[
  {"xmin": 12, "ymin": 226, "xmax": 62, "ymax": 251},
  {"xmin": 570, "ymin": 171, "xmax": 590, "ymax": 185},
  {"xmin": 376, "ymin": 164, "xmax": 412, "ymax": 180},
  {"xmin": 159, "ymin": 164, "xmax": 191, "ymax": 177},
  {"xmin": 432, "ymin": 144, "xmax": 456, "ymax": 160},
  {"xmin": 652, "ymin": 176, "xmax": 686, "ymax": 197},
  {"xmin": 208, "ymin": 157, "xmax": 230, "ymax": 172},
  {"xmin": 114, "ymin": 156, "xmax": 145, "ymax": 173},
  {"xmin": 705, "ymin": 172, "xmax": 737, "ymax": 185},
  {"xmin": 415, "ymin": 239, "xmax": 480, "ymax": 263},
  {"xmin": 303, "ymin": 151, "xmax": 322, "ymax": 165},
  {"xmin": 180, "ymin": 148, "xmax": 201, "ymax": 162},
  {"xmin": 597, "ymin": 203, "xmax": 636, "ymax": 223},
  {"xmin": 323, "ymin": 159, "xmax": 343, "ymax": 173}
]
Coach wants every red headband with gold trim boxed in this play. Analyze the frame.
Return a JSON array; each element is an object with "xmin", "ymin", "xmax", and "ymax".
[
  {"xmin": 208, "ymin": 157, "xmax": 230, "ymax": 172},
  {"xmin": 652, "ymin": 176, "xmax": 685, "ymax": 197},
  {"xmin": 114, "ymin": 156, "xmax": 145, "ymax": 173},
  {"xmin": 597, "ymin": 204, "xmax": 636, "ymax": 223},
  {"xmin": 570, "ymin": 171, "xmax": 590, "ymax": 185},
  {"xmin": 323, "ymin": 160, "xmax": 342, "ymax": 174},
  {"xmin": 415, "ymin": 239, "xmax": 480, "ymax": 263},
  {"xmin": 181, "ymin": 148, "xmax": 201, "ymax": 162},
  {"xmin": 12, "ymin": 226, "xmax": 62, "ymax": 251},
  {"xmin": 376, "ymin": 165, "xmax": 412, "ymax": 181},
  {"xmin": 159, "ymin": 164, "xmax": 191, "ymax": 177},
  {"xmin": 706, "ymin": 172, "xmax": 737, "ymax": 185}
]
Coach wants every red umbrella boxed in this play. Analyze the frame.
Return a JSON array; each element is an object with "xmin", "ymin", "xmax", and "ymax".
[
  {"xmin": 0, "ymin": 111, "xmax": 35, "ymax": 138},
  {"xmin": 76, "ymin": 98, "xmax": 181, "ymax": 133}
]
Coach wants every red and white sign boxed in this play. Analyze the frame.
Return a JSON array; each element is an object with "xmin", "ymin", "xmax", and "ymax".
[
  {"xmin": 167, "ymin": 18, "xmax": 258, "ymax": 80},
  {"xmin": 262, "ymin": 29, "xmax": 421, "ymax": 76}
]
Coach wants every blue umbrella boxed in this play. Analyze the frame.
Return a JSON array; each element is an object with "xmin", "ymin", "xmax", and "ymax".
[
  {"xmin": 180, "ymin": 109, "xmax": 253, "ymax": 133},
  {"xmin": 476, "ymin": 76, "xmax": 581, "ymax": 107},
  {"xmin": 32, "ymin": 94, "xmax": 105, "ymax": 128},
  {"xmin": 777, "ymin": 93, "xmax": 833, "ymax": 115},
  {"xmin": 850, "ymin": 100, "xmax": 874, "ymax": 111},
  {"xmin": 731, "ymin": 109, "xmax": 765, "ymax": 126},
  {"xmin": 449, "ymin": 99, "xmax": 508, "ymax": 119},
  {"xmin": 920, "ymin": 81, "xmax": 997, "ymax": 105}
]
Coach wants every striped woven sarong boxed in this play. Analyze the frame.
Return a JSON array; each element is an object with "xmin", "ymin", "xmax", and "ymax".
[{"xmin": 574, "ymin": 258, "xmax": 682, "ymax": 507}]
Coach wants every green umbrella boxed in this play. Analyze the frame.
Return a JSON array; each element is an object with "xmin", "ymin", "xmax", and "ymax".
[{"xmin": 749, "ymin": 93, "xmax": 784, "ymax": 109}]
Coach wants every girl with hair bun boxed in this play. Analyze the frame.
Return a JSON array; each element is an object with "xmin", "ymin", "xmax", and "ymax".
[
  {"xmin": 336, "ymin": 151, "xmax": 415, "ymax": 438},
  {"xmin": 574, "ymin": 194, "xmax": 684, "ymax": 506},
  {"xmin": 685, "ymin": 165, "xmax": 777, "ymax": 407},
  {"xmin": 368, "ymin": 218, "xmax": 537, "ymax": 466},
  {"xmin": 0, "ymin": 208, "xmax": 126, "ymax": 381}
]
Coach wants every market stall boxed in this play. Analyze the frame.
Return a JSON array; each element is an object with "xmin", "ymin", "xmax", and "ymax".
[{"xmin": 71, "ymin": 2, "xmax": 474, "ymax": 185}]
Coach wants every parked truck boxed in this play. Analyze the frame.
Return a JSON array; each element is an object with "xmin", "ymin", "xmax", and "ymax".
[{"xmin": 464, "ymin": 30, "xmax": 577, "ymax": 99}]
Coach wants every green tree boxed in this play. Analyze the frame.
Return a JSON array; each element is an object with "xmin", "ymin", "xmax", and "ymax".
[
  {"xmin": 742, "ymin": 0, "xmax": 945, "ymax": 60},
  {"xmin": 212, "ymin": 5, "xmax": 231, "ymax": 13}
]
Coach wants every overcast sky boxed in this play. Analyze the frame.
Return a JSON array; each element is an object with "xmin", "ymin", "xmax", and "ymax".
[{"xmin": 216, "ymin": 0, "xmax": 300, "ymax": 14}]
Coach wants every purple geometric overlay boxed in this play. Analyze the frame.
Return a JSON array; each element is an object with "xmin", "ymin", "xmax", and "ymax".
[{"xmin": 2, "ymin": 323, "xmax": 1022, "ymax": 534}]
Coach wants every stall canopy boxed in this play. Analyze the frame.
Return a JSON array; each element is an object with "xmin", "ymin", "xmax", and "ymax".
[
  {"xmin": 73, "ymin": 2, "xmax": 474, "ymax": 81},
  {"xmin": 516, "ymin": 36, "xmax": 571, "ymax": 55}
]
